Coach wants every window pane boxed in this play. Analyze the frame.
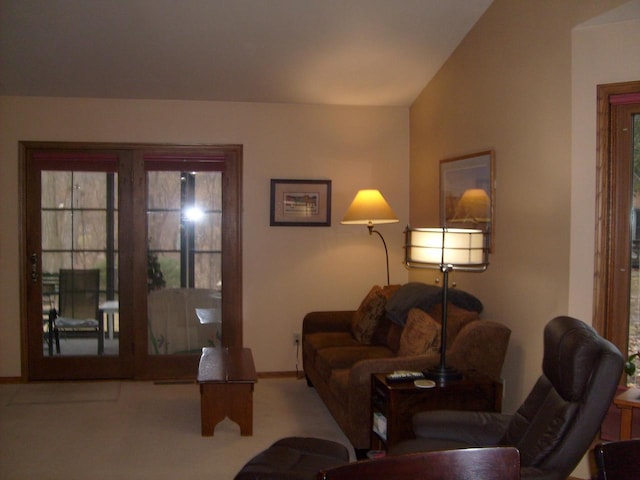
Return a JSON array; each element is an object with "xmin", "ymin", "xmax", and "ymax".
[
  {"xmin": 41, "ymin": 171, "xmax": 71, "ymax": 208},
  {"xmin": 148, "ymin": 171, "xmax": 181, "ymax": 209},
  {"xmin": 195, "ymin": 172, "xmax": 222, "ymax": 211},
  {"xmin": 194, "ymin": 253, "xmax": 222, "ymax": 290},
  {"xmin": 146, "ymin": 169, "xmax": 222, "ymax": 355},
  {"xmin": 73, "ymin": 211, "xmax": 106, "ymax": 250},
  {"xmin": 195, "ymin": 212, "xmax": 222, "ymax": 251},
  {"xmin": 42, "ymin": 211, "xmax": 72, "ymax": 250},
  {"xmin": 41, "ymin": 169, "xmax": 118, "ymax": 357},
  {"xmin": 148, "ymin": 211, "xmax": 180, "ymax": 251}
]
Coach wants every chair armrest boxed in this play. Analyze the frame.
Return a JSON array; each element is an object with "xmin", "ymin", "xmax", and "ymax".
[
  {"xmin": 412, "ymin": 410, "xmax": 512, "ymax": 445},
  {"xmin": 303, "ymin": 311, "xmax": 354, "ymax": 335}
]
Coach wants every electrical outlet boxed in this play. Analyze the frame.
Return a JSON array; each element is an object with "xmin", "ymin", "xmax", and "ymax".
[{"xmin": 293, "ymin": 332, "xmax": 301, "ymax": 345}]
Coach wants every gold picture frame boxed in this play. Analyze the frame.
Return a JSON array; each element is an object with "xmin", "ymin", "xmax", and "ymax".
[{"xmin": 440, "ymin": 150, "xmax": 495, "ymax": 249}]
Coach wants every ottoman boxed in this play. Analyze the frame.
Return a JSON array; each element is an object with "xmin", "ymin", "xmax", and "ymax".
[{"xmin": 234, "ymin": 437, "xmax": 350, "ymax": 480}]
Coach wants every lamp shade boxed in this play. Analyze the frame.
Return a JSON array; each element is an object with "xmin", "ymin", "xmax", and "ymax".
[
  {"xmin": 341, "ymin": 189, "xmax": 398, "ymax": 225},
  {"xmin": 404, "ymin": 227, "xmax": 488, "ymax": 271},
  {"xmin": 453, "ymin": 188, "xmax": 490, "ymax": 222}
]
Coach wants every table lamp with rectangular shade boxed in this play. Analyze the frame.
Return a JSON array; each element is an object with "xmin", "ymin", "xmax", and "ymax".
[
  {"xmin": 342, "ymin": 189, "xmax": 398, "ymax": 285},
  {"xmin": 404, "ymin": 226, "xmax": 489, "ymax": 382}
]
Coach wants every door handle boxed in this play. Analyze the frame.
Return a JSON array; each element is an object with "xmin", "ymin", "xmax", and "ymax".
[{"xmin": 30, "ymin": 253, "xmax": 39, "ymax": 283}]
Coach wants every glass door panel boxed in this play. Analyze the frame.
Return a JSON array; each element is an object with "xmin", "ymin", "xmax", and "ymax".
[
  {"xmin": 629, "ymin": 112, "xmax": 640, "ymax": 387},
  {"xmin": 146, "ymin": 169, "xmax": 222, "ymax": 356},
  {"xmin": 24, "ymin": 143, "xmax": 241, "ymax": 380},
  {"xmin": 41, "ymin": 170, "xmax": 119, "ymax": 357}
]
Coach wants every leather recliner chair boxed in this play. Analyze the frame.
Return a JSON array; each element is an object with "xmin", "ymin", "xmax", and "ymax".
[{"xmin": 390, "ymin": 316, "xmax": 624, "ymax": 480}]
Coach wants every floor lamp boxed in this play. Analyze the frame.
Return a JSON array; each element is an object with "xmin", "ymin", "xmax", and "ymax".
[
  {"xmin": 341, "ymin": 189, "xmax": 398, "ymax": 286},
  {"xmin": 404, "ymin": 226, "xmax": 489, "ymax": 382}
]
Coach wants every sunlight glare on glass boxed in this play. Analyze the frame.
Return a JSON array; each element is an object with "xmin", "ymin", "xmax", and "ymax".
[{"xmin": 184, "ymin": 206, "xmax": 204, "ymax": 222}]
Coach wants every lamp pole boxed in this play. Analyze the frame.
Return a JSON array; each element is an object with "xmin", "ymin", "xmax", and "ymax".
[
  {"xmin": 368, "ymin": 224, "xmax": 391, "ymax": 286},
  {"xmin": 423, "ymin": 264, "xmax": 463, "ymax": 382}
]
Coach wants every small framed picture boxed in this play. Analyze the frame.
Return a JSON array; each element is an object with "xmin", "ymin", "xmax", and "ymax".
[
  {"xmin": 440, "ymin": 150, "xmax": 495, "ymax": 248},
  {"xmin": 270, "ymin": 179, "xmax": 332, "ymax": 226}
]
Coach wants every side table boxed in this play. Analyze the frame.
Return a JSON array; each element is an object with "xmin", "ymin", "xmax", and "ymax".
[
  {"xmin": 614, "ymin": 387, "xmax": 640, "ymax": 440},
  {"xmin": 197, "ymin": 347, "xmax": 257, "ymax": 437},
  {"xmin": 371, "ymin": 370, "xmax": 502, "ymax": 450}
]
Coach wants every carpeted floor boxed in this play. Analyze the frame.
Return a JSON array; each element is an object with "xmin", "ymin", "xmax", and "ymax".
[
  {"xmin": 9, "ymin": 381, "xmax": 121, "ymax": 405},
  {"xmin": 0, "ymin": 378, "xmax": 354, "ymax": 480}
]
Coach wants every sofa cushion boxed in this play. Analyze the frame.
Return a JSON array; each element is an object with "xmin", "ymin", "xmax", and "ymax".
[
  {"xmin": 385, "ymin": 282, "xmax": 483, "ymax": 326},
  {"xmin": 371, "ymin": 315, "xmax": 391, "ymax": 346},
  {"xmin": 351, "ymin": 286, "xmax": 387, "ymax": 344},
  {"xmin": 386, "ymin": 323, "xmax": 403, "ymax": 353},
  {"xmin": 304, "ymin": 332, "xmax": 360, "ymax": 351},
  {"xmin": 315, "ymin": 345, "xmax": 393, "ymax": 379},
  {"xmin": 370, "ymin": 315, "xmax": 404, "ymax": 353},
  {"xmin": 303, "ymin": 332, "xmax": 360, "ymax": 363},
  {"xmin": 427, "ymin": 302, "xmax": 479, "ymax": 348},
  {"xmin": 397, "ymin": 308, "xmax": 441, "ymax": 356}
]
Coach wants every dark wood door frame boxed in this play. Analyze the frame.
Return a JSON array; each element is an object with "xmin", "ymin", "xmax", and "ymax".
[
  {"xmin": 20, "ymin": 142, "xmax": 243, "ymax": 381},
  {"xmin": 594, "ymin": 81, "xmax": 640, "ymax": 359}
]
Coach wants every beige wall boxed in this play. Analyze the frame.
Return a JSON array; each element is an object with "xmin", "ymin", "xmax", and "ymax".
[
  {"xmin": 569, "ymin": 18, "xmax": 640, "ymax": 475},
  {"xmin": 409, "ymin": 1, "xmax": 635, "ymax": 477},
  {"xmin": 0, "ymin": 96, "xmax": 409, "ymax": 377},
  {"xmin": 570, "ymin": 4, "xmax": 640, "ymax": 321}
]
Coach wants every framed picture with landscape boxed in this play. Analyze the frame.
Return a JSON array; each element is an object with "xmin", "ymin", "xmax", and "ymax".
[
  {"xmin": 440, "ymin": 150, "xmax": 495, "ymax": 248},
  {"xmin": 270, "ymin": 179, "xmax": 332, "ymax": 226}
]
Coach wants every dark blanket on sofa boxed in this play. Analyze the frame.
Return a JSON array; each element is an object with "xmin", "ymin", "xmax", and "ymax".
[{"xmin": 385, "ymin": 282, "xmax": 483, "ymax": 326}]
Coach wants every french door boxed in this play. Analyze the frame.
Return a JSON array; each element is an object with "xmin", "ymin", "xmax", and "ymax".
[
  {"xmin": 22, "ymin": 143, "xmax": 242, "ymax": 381},
  {"xmin": 595, "ymin": 82, "xmax": 640, "ymax": 387}
]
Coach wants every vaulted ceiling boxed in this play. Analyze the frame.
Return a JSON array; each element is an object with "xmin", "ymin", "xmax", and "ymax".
[{"xmin": 0, "ymin": 0, "xmax": 492, "ymax": 107}]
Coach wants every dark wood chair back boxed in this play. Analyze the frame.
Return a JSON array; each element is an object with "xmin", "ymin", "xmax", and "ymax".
[
  {"xmin": 594, "ymin": 439, "xmax": 640, "ymax": 480},
  {"xmin": 317, "ymin": 447, "xmax": 520, "ymax": 480}
]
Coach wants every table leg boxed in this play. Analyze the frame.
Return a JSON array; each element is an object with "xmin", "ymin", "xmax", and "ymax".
[
  {"xmin": 200, "ymin": 384, "xmax": 227, "ymax": 436},
  {"xmin": 619, "ymin": 406, "xmax": 633, "ymax": 440},
  {"xmin": 227, "ymin": 384, "xmax": 254, "ymax": 436},
  {"xmin": 199, "ymin": 383, "xmax": 254, "ymax": 437}
]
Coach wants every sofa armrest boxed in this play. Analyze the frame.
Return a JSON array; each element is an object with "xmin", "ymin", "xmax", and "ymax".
[
  {"xmin": 411, "ymin": 410, "xmax": 512, "ymax": 445},
  {"xmin": 303, "ymin": 310, "xmax": 354, "ymax": 335},
  {"xmin": 347, "ymin": 352, "xmax": 440, "ymax": 412},
  {"xmin": 348, "ymin": 354, "xmax": 440, "ymax": 386}
]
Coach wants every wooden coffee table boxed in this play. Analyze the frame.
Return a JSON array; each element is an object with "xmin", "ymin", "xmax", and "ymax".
[{"xmin": 197, "ymin": 347, "xmax": 257, "ymax": 437}]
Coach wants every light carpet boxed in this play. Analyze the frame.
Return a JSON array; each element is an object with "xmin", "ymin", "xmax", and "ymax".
[
  {"xmin": 9, "ymin": 381, "xmax": 121, "ymax": 405},
  {"xmin": 0, "ymin": 378, "xmax": 354, "ymax": 480}
]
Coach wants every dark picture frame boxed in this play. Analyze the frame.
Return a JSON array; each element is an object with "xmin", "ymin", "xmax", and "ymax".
[
  {"xmin": 270, "ymin": 179, "xmax": 332, "ymax": 226},
  {"xmin": 440, "ymin": 150, "xmax": 495, "ymax": 249}
]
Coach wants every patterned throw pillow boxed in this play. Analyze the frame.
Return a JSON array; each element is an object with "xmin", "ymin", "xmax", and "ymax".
[
  {"xmin": 351, "ymin": 286, "xmax": 387, "ymax": 344},
  {"xmin": 397, "ymin": 308, "xmax": 441, "ymax": 356},
  {"xmin": 428, "ymin": 302, "xmax": 479, "ymax": 348}
]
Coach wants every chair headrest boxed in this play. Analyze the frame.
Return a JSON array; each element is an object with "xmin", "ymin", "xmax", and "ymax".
[{"xmin": 542, "ymin": 316, "xmax": 607, "ymax": 401}]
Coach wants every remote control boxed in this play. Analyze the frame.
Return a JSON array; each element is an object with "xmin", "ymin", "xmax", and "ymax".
[{"xmin": 385, "ymin": 370, "xmax": 425, "ymax": 383}]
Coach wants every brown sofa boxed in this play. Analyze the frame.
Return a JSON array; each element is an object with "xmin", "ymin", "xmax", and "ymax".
[{"xmin": 302, "ymin": 283, "xmax": 511, "ymax": 452}]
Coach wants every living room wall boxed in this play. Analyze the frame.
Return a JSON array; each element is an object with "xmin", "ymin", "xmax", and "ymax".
[
  {"xmin": 0, "ymin": 96, "xmax": 409, "ymax": 378},
  {"xmin": 409, "ymin": 1, "xmax": 636, "ymax": 477}
]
